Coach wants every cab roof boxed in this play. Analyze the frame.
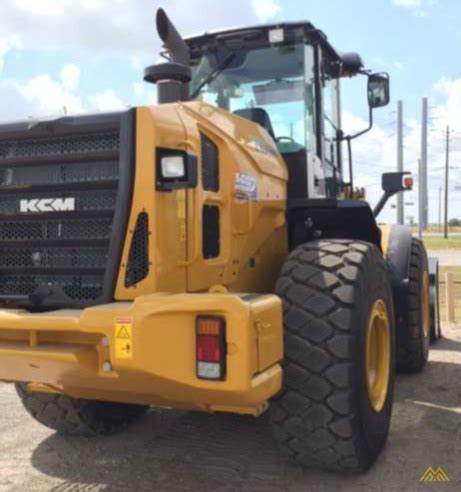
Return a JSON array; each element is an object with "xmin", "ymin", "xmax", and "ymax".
[{"xmin": 184, "ymin": 21, "xmax": 342, "ymax": 62}]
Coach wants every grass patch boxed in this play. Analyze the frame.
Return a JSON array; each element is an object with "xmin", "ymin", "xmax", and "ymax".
[
  {"xmin": 439, "ymin": 266, "xmax": 461, "ymax": 322},
  {"xmin": 421, "ymin": 236, "xmax": 461, "ymax": 250}
]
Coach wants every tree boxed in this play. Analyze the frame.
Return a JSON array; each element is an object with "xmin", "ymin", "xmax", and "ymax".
[{"xmin": 448, "ymin": 218, "xmax": 461, "ymax": 227}]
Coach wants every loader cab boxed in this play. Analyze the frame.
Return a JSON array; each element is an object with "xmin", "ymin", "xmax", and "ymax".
[{"xmin": 185, "ymin": 23, "xmax": 362, "ymax": 200}]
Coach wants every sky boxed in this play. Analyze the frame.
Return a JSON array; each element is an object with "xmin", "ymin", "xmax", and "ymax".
[{"xmin": 0, "ymin": 0, "xmax": 460, "ymax": 223}]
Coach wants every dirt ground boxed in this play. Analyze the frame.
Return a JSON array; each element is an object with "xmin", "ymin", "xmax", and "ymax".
[{"xmin": 0, "ymin": 326, "xmax": 459, "ymax": 492}]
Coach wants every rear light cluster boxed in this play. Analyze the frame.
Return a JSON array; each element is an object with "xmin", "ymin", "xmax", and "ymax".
[{"xmin": 196, "ymin": 316, "xmax": 226, "ymax": 380}]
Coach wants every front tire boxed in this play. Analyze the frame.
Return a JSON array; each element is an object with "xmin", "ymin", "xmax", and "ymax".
[
  {"xmin": 271, "ymin": 240, "xmax": 395, "ymax": 472},
  {"xmin": 16, "ymin": 383, "xmax": 148, "ymax": 435},
  {"xmin": 396, "ymin": 238, "xmax": 430, "ymax": 372}
]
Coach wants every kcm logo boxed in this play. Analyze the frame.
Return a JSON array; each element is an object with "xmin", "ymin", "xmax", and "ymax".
[
  {"xmin": 420, "ymin": 466, "xmax": 450, "ymax": 482},
  {"xmin": 19, "ymin": 197, "xmax": 76, "ymax": 213}
]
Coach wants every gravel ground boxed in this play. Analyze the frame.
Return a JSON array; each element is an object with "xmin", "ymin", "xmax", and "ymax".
[
  {"xmin": 427, "ymin": 249, "xmax": 461, "ymax": 266},
  {"xmin": 0, "ymin": 326, "xmax": 460, "ymax": 492}
]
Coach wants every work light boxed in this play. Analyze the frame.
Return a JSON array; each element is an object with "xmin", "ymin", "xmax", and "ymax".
[{"xmin": 161, "ymin": 155, "xmax": 186, "ymax": 179}]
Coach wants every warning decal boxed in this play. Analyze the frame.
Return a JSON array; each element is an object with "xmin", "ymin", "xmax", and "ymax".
[{"xmin": 114, "ymin": 317, "xmax": 133, "ymax": 359}]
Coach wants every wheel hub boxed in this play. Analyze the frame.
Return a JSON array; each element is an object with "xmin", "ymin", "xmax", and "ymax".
[{"xmin": 365, "ymin": 299, "xmax": 391, "ymax": 413}]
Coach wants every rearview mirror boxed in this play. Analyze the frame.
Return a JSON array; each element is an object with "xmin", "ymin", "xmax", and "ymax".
[
  {"xmin": 382, "ymin": 171, "xmax": 413, "ymax": 193},
  {"xmin": 368, "ymin": 73, "xmax": 390, "ymax": 108}
]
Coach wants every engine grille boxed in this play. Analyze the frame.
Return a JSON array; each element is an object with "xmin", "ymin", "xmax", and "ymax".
[{"xmin": 0, "ymin": 112, "xmax": 134, "ymax": 308}]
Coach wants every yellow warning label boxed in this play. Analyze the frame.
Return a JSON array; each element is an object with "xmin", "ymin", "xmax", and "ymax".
[{"xmin": 114, "ymin": 317, "xmax": 133, "ymax": 359}]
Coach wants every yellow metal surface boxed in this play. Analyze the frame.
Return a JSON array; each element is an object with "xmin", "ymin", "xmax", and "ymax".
[
  {"xmin": 421, "ymin": 271, "xmax": 430, "ymax": 338},
  {"xmin": 115, "ymin": 106, "xmax": 189, "ymax": 299},
  {"xmin": 178, "ymin": 102, "xmax": 288, "ymax": 293},
  {"xmin": 379, "ymin": 224, "xmax": 391, "ymax": 256},
  {"xmin": 0, "ymin": 293, "xmax": 282, "ymax": 415},
  {"xmin": 115, "ymin": 103, "xmax": 288, "ymax": 299},
  {"xmin": 365, "ymin": 299, "xmax": 391, "ymax": 413}
]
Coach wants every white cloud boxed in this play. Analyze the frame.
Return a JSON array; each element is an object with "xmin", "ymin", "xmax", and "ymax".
[
  {"xmin": 251, "ymin": 0, "xmax": 282, "ymax": 22},
  {"xmin": 18, "ymin": 73, "xmax": 83, "ymax": 116},
  {"xmin": 0, "ymin": 0, "xmax": 271, "ymax": 59},
  {"xmin": 393, "ymin": 60, "xmax": 404, "ymax": 70},
  {"xmin": 60, "ymin": 64, "xmax": 81, "ymax": 92},
  {"xmin": 90, "ymin": 88, "xmax": 125, "ymax": 112},
  {"xmin": 12, "ymin": 0, "xmax": 73, "ymax": 16},
  {"xmin": 391, "ymin": 0, "xmax": 438, "ymax": 16}
]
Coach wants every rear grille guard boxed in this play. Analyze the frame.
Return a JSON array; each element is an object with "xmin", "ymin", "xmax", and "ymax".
[{"xmin": 0, "ymin": 110, "xmax": 135, "ymax": 309}]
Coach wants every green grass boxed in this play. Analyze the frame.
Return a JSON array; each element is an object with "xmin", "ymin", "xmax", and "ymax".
[
  {"xmin": 439, "ymin": 266, "xmax": 461, "ymax": 322},
  {"xmin": 421, "ymin": 236, "xmax": 461, "ymax": 250}
]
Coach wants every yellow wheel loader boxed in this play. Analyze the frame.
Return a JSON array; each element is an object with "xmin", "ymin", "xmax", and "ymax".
[{"xmin": 0, "ymin": 9, "xmax": 440, "ymax": 472}]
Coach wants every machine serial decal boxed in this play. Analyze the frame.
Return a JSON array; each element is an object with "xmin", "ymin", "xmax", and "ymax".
[{"xmin": 234, "ymin": 172, "xmax": 257, "ymax": 201}]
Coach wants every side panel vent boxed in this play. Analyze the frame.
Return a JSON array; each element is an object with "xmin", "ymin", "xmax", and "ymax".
[
  {"xmin": 125, "ymin": 212, "xmax": 149, "ymax": 287},
  {"xmin": 200, "ymin": 133, "xmax": 219, "ymax": 192},
  {"xmin": 202, "ymin": 205, "xmax": 220, "ymax": 259}
]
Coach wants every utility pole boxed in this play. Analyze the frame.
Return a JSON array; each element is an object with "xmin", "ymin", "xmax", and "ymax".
[
  {"xmin": 420, "ymin": 98, "xmax": 429, "ymax": 230},
  {"xmin": 438, "ymin": 186, "xmax": 442, "ymax": 233},
  {"xmin": 397, "ymin": 100, "xmax": 404, "ymax": 224},
  {"xmin": 418, "ymin": 158, "xmax": 422, "ymax": 239},
  {"xmin": 444, "ymin": 125, "xmax": 450, "ymax": 239}
]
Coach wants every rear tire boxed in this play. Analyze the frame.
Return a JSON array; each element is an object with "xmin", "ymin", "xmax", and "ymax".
[
  {"xmin": 396, "ymin": 238, "xmax": 430, "ymax": 372},
  {"xmin": 429, "ymin": 259, "xmax": 441, "ymax": 344},
  {"xmin": 271, "ymin": 240, "xmax": 395, "ymax": 472},
  {"xmin": 16, "ymin": 383, "xmax": 148, "ymax": 435}
]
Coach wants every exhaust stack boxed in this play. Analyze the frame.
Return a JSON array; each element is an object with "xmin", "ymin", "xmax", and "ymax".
[
  {"xmin": 156, "ymin": 8, "xmax": 190, "ymax": 65},
  {"xmin": 143, "ymin": 9, "xmax": 191, "ymax": 104}
]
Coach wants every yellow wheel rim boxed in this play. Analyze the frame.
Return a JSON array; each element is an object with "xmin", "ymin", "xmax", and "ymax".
[
  {"xmin": 365, "ymin": 299, "xmax": 391, "ymax": 413},
  {"xmin": 421, "ymin": 271, "xmax": 430, "ymax": 338}
]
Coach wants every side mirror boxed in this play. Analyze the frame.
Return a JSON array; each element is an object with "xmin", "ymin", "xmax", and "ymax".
[
  {"xmin": 382, "ymin": 171, "xmax": 413, "ymax": 193},
  {"xmin": 368, "ymin": 73, "xmax": 390, "ymax": 108}
]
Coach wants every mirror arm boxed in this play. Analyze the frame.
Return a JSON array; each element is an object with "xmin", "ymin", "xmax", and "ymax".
[
  {"xmin": 346, "ymin": 136, "xmax": 354, "ymax": 192},
  {"xmin": 340, "ymin": 106, "xmax": 373, "ymax": 194},
  {"xmin": 373, "ymin": 190, "xmax": 394, "ymax": 218},
  {"xmin": 349, "ymin": 105, "xmax": 374, "ymax": 141}
]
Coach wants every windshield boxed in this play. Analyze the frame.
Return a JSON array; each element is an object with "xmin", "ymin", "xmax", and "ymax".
[{"xmin": 190, "ymin": 44, "xmax": 315, "ymax": 153}]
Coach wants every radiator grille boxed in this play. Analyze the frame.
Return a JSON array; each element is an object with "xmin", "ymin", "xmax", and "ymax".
[
  {"xmin": 0, "ymin": 160, "xmax": 119, "ymax": 187},
  {"xmin": 0, "ymin": 114, "xmax": 132, "ymax": 308},
  {"xmin": 0, "ymin": 132, "xmax": 119, "ymax": 159}
]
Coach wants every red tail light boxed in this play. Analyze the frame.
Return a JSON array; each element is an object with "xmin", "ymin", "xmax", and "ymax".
[{"xmin": 196, "ymin": 316, "xmax": 226, "ymax": 380}]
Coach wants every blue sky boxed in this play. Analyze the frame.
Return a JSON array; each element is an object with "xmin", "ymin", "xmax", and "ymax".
[{"xmin": 0, "ymin": 0, "xmax": 459, "ymax": 222}]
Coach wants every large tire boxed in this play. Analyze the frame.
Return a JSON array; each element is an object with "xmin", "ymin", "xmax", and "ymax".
[
  {"xmin": 396, "ymin": 238, "xmax": 430, "ymax": 372},
  {"xmin": 16, "ymin": 383, "xmax": 148, "ymax": 435},
  {"xmin": 429, "ymin": 258, "xmax": 441, "ymax": 344},
  {"xmin": 271, "ymin": 240, "xmax": 395, "ymax": 472}
]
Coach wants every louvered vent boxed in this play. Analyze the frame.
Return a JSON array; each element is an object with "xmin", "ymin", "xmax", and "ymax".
[
  {"xmin": 200, "ymin": 133, "xmax": 219, "ymax": 192},
  {"xmin": 125, "ymin": 212, "xmax": 149, "ymax": 287}
]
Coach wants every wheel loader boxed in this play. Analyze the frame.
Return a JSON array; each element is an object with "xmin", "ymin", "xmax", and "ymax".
[{"xmin": 0, "ymin": 9, "xmax": 440, "ymax": 472}]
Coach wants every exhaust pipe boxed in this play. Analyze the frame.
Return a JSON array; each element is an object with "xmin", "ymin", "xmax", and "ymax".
[
  {"xmin": 149, "ymin": 8, "xmax": 190, "ymax": 103},
  {"xmin": 156, "ymin": 9, "xmax": 190, "ymax": 65}
]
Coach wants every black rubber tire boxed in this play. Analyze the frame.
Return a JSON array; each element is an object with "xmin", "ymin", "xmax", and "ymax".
[
  {"xmin": 271, "ymin": 240, "xmax": 395, "ymax": 472},
  {"xmin": 16, "ymin": 383, "xmax": 148, "ymax": 435},
  {"xmin": 429, "ymin": 262, "xmax": 441, "ymax": 344},
  {"xmin": 396, "ymin": 239, "xmax": 430, "ymax": 372}
]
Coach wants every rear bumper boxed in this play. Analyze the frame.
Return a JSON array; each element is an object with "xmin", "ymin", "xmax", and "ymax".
[{"xmin": 0, "ymin": 293, "xmax": 283, "ymax": 416}]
